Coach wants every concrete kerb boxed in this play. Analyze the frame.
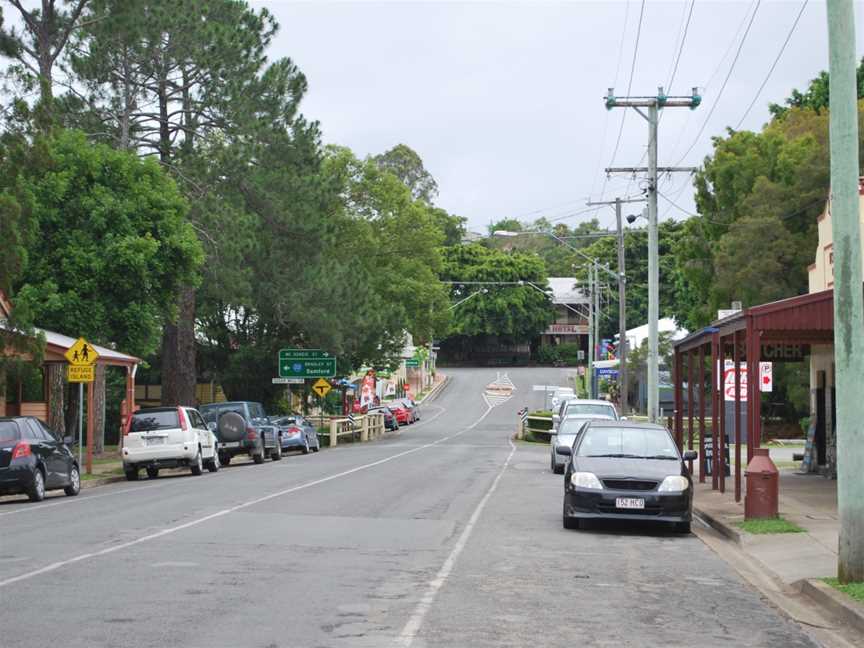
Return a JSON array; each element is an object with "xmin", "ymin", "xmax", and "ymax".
[
  {"xmin": 693, "ymin": 506, "xmax": 744, "ymax": 545},
  {"xmin": 796, "ymin": 579, "xmax": 864, "ymax": 635},
  {"xmin": 419, "ymin": 374, "xmax": 450, "ymax": 405}
]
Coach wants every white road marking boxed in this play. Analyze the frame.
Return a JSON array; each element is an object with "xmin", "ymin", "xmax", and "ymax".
[
  {"xmin": 395, "ymin": 438, "xmax": 517, "ymax": 647},
  {"xmin": 0, "ymin": 399, "xmax": 496, "ymax": 589}
]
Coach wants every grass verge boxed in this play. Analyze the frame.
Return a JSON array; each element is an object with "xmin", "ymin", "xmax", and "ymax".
[
  {"xmin": 735, "ymin": 517, "xmax": 805, "ymax": 534},
  {"xmin": 823, "ymin": 578, "xmax": 864, "ymax": 604}
]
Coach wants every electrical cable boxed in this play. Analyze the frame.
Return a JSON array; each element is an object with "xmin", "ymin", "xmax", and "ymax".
[
  {"xmin": 734, "ymin": 0, "xmax": 809, "ymax": 131},
  {"xmin": 674, "ymin": 0, "xmax": 763, "ymax": 165}
]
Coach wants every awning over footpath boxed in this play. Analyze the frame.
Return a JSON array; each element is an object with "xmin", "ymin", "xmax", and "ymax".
[{"xmin": 672, "ymin": 288, "xmax": 838, "ymax": 503}]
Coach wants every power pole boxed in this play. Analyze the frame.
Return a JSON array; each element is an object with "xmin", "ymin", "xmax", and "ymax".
[
  {"xmin": 586, "ymin": 195, "xmax": 646, "ymax": 415},
  {"xmin": 827, "ymin": 0, "xmax": 864, "ymax": 583},
  {"xmin": 604, "ymin": 86, "xmax": 700, "ymax": 422},
  {"xmin": 593, "ymin": 258, "xmax": 600, "ymax": 378}
]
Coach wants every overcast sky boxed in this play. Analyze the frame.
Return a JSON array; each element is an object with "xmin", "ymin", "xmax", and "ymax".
[{"xmin": 260, "ymin": 1, "xmax": 862, "ymax": 232}]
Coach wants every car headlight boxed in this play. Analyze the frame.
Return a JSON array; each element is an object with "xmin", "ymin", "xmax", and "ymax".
[
  {"xmin": 658, "ymin": 475, "xmax": 689, "ymax": 492},
  {"xmin": 570, "ymin": 472, "xmax": 603, "ymax": 490}
]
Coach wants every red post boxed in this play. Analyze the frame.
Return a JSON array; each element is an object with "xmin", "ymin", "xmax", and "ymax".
[
  {"xmin": 718, "ymin": 334, "xmax": 726, "ymax": 494},
  {"xmin": 733, "ymin": 330, "xmax": 742, "ymax": 503},
  {"xmin": 746, "ymin": 324, "xmax": 761, "ymax": 461},
  {"xmin": 673, "ymin": 350, "xmax": 683, "ymax": 451},
  {"xmin": 711, "ymin": 333, "xmax": 719, "ymax": 490},
  {"xmin": 687, "ymin": 350, "xmax": 694, "ymax": 475},
  {"xmin": 698, "ymin": 344, "xmax": 706, "ymax": 483}
]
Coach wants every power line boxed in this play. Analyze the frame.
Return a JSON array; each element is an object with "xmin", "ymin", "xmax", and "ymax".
[
  {"xmin": 734, "ymin": 0, "xmax": 809, "ymax": 131},
  {"xmin": 602, "ymin": 0, "xmax": 647, "ymax": 202},
  {"xmin": 674, "ymin": 0, "xmax": 762, "ymax": 165},
  {"xmin": 666, "ymin": 0, "xmax": 696, "ymax": 95}
]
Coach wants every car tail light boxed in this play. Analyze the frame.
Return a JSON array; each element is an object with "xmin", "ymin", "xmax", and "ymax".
[
  {"xmin": 287, "ymin": 427, "xmax": 302, "ymax": 435},
  {"xmin": 178, "ymin": 408, "xmax": 188, "ymax": 431},
  {"xmin": 11, "ymin": 442, "xmax": 31, "ymax": 459},
  {"xmin": 246, "ymin": 427, "xmax": 257, "ymax": 440}
]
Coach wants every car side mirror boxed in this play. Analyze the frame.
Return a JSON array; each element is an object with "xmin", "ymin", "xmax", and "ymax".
[
  {"xmin": 620, "ymin": 416, "xmax": 628, "ymax": 421},
  {"xmin": 207, "ymin": 422, "xmax": 217, "ymax": 432},
  {"xmin": 556, "ymin": 445, "xmax": 572, "ymax": 456},
  {"xmin": 63, "ymin": 435, "xmax": 74, "ymax": 446},
  {"xmin": 683, "ymin": 450, "xmax": 698, "ymax": 461}
]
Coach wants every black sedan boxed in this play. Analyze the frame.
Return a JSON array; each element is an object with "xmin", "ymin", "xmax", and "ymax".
[
  {"xmin": 0, "ymin": 417, "xmax": 81, "ymax": 502},
  {"xmin": 559, "ymin": 420, "xmax": 697, "ymax": 533}
]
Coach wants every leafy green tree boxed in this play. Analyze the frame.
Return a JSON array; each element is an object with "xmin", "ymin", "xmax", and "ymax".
[
  {"xmin": 441, "ymin": 243, "xmax": 553, "ymax": 344},
  {"xmin": 373, "ymin": 143, "xmax": 439, "ymax": 203},
  {"xmin": 769, "ymin": 58, "xmax": 864, "ymax": 119}
]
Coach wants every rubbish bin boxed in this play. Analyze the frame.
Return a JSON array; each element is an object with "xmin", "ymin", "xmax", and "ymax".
[{"xmin": 744, "ymin": 448, "xmax": 779, "ymax": 519}]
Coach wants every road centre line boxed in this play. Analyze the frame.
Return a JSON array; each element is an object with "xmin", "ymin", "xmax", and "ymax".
[
  {"xmin": 396, "ymin": 437, "xmax": 518, "ymax": 647},
  {"xmin": 0, "ymin": 397, "xmax": 495, "ymax": 589},
  {"xmin": 0, "ymin": 404, "xmax": 450, "ymax": 518}
]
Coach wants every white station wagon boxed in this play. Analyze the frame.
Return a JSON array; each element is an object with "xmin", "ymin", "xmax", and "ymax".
[{"xmin": 122, "ymin": 406, "xmax": 220, "ymax": 480}]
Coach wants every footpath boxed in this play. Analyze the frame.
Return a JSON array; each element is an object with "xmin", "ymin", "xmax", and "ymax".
[{"xmin": 693, "ymin": 461, "xmax": 864, "ymax": 644}]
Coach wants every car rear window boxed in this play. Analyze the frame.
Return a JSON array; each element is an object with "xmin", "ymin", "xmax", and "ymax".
[
  {"xmin": 0, "ymin": 421, "xmax": 20, "ymax": 444},
  {"xmin": 566, "ymin": 404, "xmax": 617, "ymax": 419},
  {"xmin": 576, "ymin": 426, "xmax": 678, "ymax": 459},
  {"xmin": 130, "ymin": 410, "xmax": 179, "ymax": 432}
]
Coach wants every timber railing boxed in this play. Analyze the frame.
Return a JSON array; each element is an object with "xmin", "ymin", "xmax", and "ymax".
[{"xmin": 326, "ymin": 413, "xmax": 386, "ymax": 447}]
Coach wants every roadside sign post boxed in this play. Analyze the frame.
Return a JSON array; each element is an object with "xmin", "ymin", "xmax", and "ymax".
[
  {"xmin": 65, "ymin": 337, "xmax": 98, "ymax": 475},
  {"xmin": 312, "ymin": 379, "xmax": 332, "ymax": 440}
]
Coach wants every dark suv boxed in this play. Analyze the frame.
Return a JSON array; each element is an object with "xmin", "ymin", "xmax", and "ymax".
[{"xmin": 199, "ymin": 401, "xmax": 280, "ymax": 465}]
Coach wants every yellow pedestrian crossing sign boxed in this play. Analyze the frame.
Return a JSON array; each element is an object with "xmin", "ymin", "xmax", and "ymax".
[
  {"xmin": 312, "ymin": 378, "xmax": 332, "ymax": 398},
  {"xmin": 65, "ymin": 337, "xmax": 99, "ymax": 366}
]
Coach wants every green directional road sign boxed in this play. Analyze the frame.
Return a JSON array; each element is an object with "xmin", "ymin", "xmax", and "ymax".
[
  {"xmin": 405, "ymin": 358, "xmax": 420, "ymax": 368},
  {"xmin": 279, "ymin": 348, "xmax": 330, "ymax": 361},
  {"xmin": 279, "ymin": 356, "xmax": 337, "ymax": 379}
]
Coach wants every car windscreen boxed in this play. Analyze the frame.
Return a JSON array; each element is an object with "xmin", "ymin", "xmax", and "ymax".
[
  {"xmin": 0, "ymin": 421, "xmax": 20, "ymax": 444},
  {"xmin": 566, "ymin": 403, "xmax": 617, "ymax": 419},
  {"xmin": 576, "ymin": 426, "xmax": 679, "ymax": 459},
  {"xmin": 130, "ymin": 410, "xmax": 179, "ymax": 432}
]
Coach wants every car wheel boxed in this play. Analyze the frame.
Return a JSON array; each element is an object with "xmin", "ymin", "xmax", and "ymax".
[
  {"xmin": 191, "ymin": 449, "xmax": 204, "ymax": 476},
  {"xmin": 64, "ymin": 465, "xmax": 81, "ymax": 496},
  {"xmin": 253, "ymin": 452, "xmax": 265, "ymax": 464},
  {"xmin": 302, "ymin": 438, "xmax": 310, "ymax": 455},
  {"xmin": 146, "ymin": 467, "xmax": 159, "ymax": 479},
  {"xmin": 125, "ymin": 467, "xmax": 139, "ymax": 481},
  {"xmin": 675, "ymin": 521, "xmax": 691, "ymax": 534},
  {"xmin": 562, "ymin": 515, "xmax": 579, "ymax": 530},
  {"xmin": 553, "ymin": 463, "xmax": 564, "ymax": 475},
  {"xmin": 271, "ymin": 444, "xmax": 282, "ymax": 461},
  {"xmin": 219, "ymin": 453, "xmax": 231, "ymax": 466},
  {"xmin": 27, "ymin": 468, "xmax": 46, "ymax": 502},
  {"xmin": 207, "ymin": 450, "xmax": 220, "ymax": 472}
]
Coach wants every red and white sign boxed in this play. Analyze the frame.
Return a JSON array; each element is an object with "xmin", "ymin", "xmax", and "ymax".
[{"xmin": 722, "ymin": 361, "xmax": 772, "ymax": 401}]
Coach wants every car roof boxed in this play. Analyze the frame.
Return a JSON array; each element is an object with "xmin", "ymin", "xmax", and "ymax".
[
  {"xmin": 133, "ymin": 407, "xmax": 180, "ymax": 414},
  {"xmin": 584, "ymin": 420, "xmax": 667, "ymax": 430},
  {"xmin": 566, "ymin": 399, "xmax": 614, "ymax": 406}
]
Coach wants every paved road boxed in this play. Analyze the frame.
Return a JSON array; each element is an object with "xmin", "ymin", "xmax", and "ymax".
[{"xmin": 1, "ymin": 367, "xmax": 818, "ymax": 647}]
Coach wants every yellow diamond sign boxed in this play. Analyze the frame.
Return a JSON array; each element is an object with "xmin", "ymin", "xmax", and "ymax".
[
  {"xmin": 65, "ymin": 337, "xmax": 99, "ymax": 366},
  {"xmin": 312, "ymin": 378, "xmax": 332, "ymax": 398}
]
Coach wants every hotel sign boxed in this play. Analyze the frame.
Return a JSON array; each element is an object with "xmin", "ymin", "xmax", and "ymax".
[{"xmin": 545, "ymin": 323, "xmax": 589, "ymax": 335}]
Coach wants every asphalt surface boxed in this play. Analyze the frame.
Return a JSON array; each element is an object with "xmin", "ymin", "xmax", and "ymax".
[{"xmin": 0, "ymin": 367, "xmax": 819, "ymax": 647}]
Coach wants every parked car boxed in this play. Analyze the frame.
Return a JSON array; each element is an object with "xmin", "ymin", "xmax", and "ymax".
[
  {"xmin": 367, "ymin": 406, "xmax": 399, "ymax": 431},
  {"xmin": 123, "ymin": 406, "xmax": 220, "ymax": 480},
  {"xmin": 387, "ymin": 401, "xmax": 413, "ymax": 425},
  {"xmin": 553, "ymin": 398, "xmax": 619, "ymax": 430},
  {"xmin": 549, "ymin": 417, "xmax": 590, "ymax": 474},
  {"xmin": 0, "ymin": 417, "xmax": 80, "ymax": 502},
  {"xmin": 200, "ymin": 401, "xmax": 281, "ymax": 466},
  {"xmin": 270, "ymin": 414, "xmax": 320, "ymax": 454},
  {"xmin": 397, "ymin": 397, "xmax": 420, "ymax": 421},
  {"xmin": 550, "ymin": 387, "xmax": 575, "ymax": 411},
  {"xmin": 560, "ymin": 420, "xmax": 697, "ymax": 533}
]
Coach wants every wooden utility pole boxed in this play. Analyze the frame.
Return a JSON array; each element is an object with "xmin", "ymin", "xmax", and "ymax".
[{"xmin": 827, "ymin": 0, "xmax": 864, "ymax": 583}]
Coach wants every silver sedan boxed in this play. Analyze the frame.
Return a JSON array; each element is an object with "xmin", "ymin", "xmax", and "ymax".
[{"xmin": 550, "ymin": 417, "xmax": 591, "ymax": 474}]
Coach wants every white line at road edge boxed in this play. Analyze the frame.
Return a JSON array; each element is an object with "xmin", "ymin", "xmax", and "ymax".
[
  {"xmin": 0, "ymin": 403, "xmax": 450, "ymax": 519},
  {"xmin": 0, "ymin": 398, "xmax": 496, "ymax": 589},
  {"xmin": 395, "ymin": 438, "xmax": 517, "ymax": 647}
]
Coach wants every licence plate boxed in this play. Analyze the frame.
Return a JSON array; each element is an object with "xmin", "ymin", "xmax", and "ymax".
[
  {"xmin": 615, "ymin": 497, "xmax": 645, "ymax": 509},
  {"xmin": 145, "ymin": 437, "xmax": 165, "ymax": 446},
  {"xmin": 221, "ymin": 441, "xmax": 240, "ymax": 448}
]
